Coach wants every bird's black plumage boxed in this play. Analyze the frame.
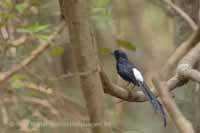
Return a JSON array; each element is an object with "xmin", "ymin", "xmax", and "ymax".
[{"xmin": 113, "ymin": 50, "xmax": 167, "ymax": 127}]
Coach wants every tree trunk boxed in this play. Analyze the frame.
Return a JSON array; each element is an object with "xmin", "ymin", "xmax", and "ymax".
[{"xmin": 59, "ymin": 0, "xmax": 112, "ymax": 133}]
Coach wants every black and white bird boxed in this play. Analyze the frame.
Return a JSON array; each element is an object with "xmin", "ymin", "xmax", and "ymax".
[{"xmin": 113, "ymin": 49, "xmax": 166, "ymax": 126}]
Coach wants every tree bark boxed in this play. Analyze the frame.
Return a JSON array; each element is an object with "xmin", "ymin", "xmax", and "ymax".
[{"xmin": 59, "ymin": 0, "xmax": 112, "ymax": 133}]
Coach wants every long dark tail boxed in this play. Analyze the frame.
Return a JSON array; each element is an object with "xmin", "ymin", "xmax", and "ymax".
[{"xmin": 137, "ymin": 81, "xmax": 167, "ymax": 127}]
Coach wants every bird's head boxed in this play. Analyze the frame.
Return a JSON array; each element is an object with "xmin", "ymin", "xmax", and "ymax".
[{"xmin": 113, "ymin": 50, "xmax": 128, "ymax": 60}]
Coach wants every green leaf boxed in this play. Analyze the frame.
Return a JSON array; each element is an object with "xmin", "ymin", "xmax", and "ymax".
[
  {"xmin": 51, "ymin": 47, "xmax": 65, "ymax": 57},
  {"xmin": 28, "ymin": 92, "xmax": 39, "ymax": 97},
  {"xmin": 0, "ymin": 21, "xmax": 7, "ymax": 27},
  {"xmin": 15, "ymin": 3, "xmax": 28, "ymax": 13},
  {"xmin": 1, "ymin": 0, "xmax": 13, "ymax": 8},
  {"xmin": 0, "ymin": 43, "xmax": 18, "ymax": 49},
  {"xmin": 10, "ymin": 80, "xmax": 24, "ymax": 89},
  {"xmin": 10, "ymin": 74, "xmax": 26, "ymax": 89},
  {"xmin": 93, "ymin": 0, "xmax": 110, "ymax": 8},
  {"xmin": 99, "ymin": 48, "xmax": 111, "ymax": 55},
  {"xmin": 117, "ymin": 39, "xmax": 136, "ymax": 51},
  {"xmin": 3, "ymin": 13, "xmax": 15, "ymax": 20},
  {"xmin": 17, "ymin": 23, "xmax": 49, "ymax": 34},
  {"xmin": 11, "ymin": 74, "xmax": 27, "ymax": 81},
  {"xmin": 91, "ymin": 7, "xmax": 112, "ymax": 23}
]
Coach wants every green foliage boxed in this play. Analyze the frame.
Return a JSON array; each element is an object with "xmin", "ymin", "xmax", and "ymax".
[
  {"xmin": 15, "ymin": 3, "xmax": 28, "ymax": 13},
  {"xmin": 0, "ymin": 0, "xmax": 13, "ymax": 8},
  {"xmin": 17, "ymin": 23, "xmax": 51, "ymax": 41},
  {"xmin": 17, "ymin": 23, "xmax": 49, "ymax": 34},
  {"xmin": 0, "ymin": 12, "xmax": 15, "ymax": 20},
  {"xmin": 99, "ymin": 47, "xmax": 111, "ymax": 55},
  {"xmin": 10, "ymin": 74, "xmax": 27, "ymax": 89},
  {"xmin": 11, "ymin": 74, "xmax": 27, "ymax": 81},
  {"xmin": 0, "ymin": 11, "xmax": 15, "ymax": 27},
  {"xmin": 0, "ymin": 0, "xmax": 14, "ymax": 23},
  {"xmin": 91, "ymin": 8, "xmax": 112, "ymax": 23},
  {"xmin": 30, "ymin": 0, "xmax": 41, "ymax": 6},
  {"xmin": 10, "ymin": 80, "xmax": 24, "ymax": 89},
  {"xmin": 117, "ymin": 39, "xmax": 136, "ymax": 51},
  {"xmin": 91, "ymin": 0, "xmax": 112, "ymax": 23},
  {"xmin": 0, "ymin": 43, "xmax": 16, "ymax": 49},
  {"xmin": 50, "ymin": 47, "xmax": 65, "ymax": 57},
  {"xmin": 93, "ymin": 0, "xmax": 110, "ymax": 8}
]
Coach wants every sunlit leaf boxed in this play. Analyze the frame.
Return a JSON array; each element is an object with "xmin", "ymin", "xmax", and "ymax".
[
  {"xmin": 17, "ymin": 23, "xmax": 49, "ymax": 34},
  {"xmin": 0, "ymin": 43, "xmax": 18, "ymax": 49},
  {"xmin": 0, "ymin": 21, "xmax": 7, "ymax": 27},
  {"xmin": 11, "ymin": 74, "xmax": 27, "ymax": 81},
  {"xmin": 30, "ymin": 0, "xmax": 41, "ymax": 6},
  {"xmin": 99, "ymin": 47, "xmax": 111, "ymax": 55},
  {"xmin": 1, "ymin": 0, "xmax": 13, "ymax": 8},
  {"xmin": 15, "ymin": 3, "xmax": 28, "ymax": 13},
  {"xmin": 117, "ymin": 39, "xmax": 136, "ymax": 51},
  {"xmin": 51, "ymin": 47, "xmax": 65, "ymax": 57},
  {"xmin": 10, "ymin": 74, "xmax": 27, "ymax": 89},
  {"xmin": 91, "ymin": 7, "xmax": 112, "ymax": 23},
  {"xmin": 94, "ymin": 0, "xmax": 110, "ymax": 8},
  {"xmin": 3, "ymin": 13, "xmax": 15, "ymax": 20},
  {"xmin": 28, "ymin": 92, "xmax": 39, "ymax": 97},
  {"xmin": 10, "ymin": 80, "xmax": 24, "ymax": 89}
]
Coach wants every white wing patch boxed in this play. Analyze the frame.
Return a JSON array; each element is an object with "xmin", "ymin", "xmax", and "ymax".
[{"xmin": 132, "ymin": 68, "xmax": 144, "ymax": 82}]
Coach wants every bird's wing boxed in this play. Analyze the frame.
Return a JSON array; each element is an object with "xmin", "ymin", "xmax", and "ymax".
[{"xmin": 117, "ymin": 61, "xmax": 136, "ymax": 82}]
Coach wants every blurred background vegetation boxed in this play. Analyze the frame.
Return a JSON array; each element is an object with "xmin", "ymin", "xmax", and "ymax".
[{"xmin": 0, "ymin": 0, "xmax": 197, "ymax": 132}]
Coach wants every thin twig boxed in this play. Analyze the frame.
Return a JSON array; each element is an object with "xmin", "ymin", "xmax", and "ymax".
[
  {"xmin": 0, "ymin": 100, "xmax": 8, "ymax": 125},
  {"xmin": 21, "ymin": 96, "xmax": 59, "ymax": 115},
  {"xmin": 160, "ymin": 27, "xmax": 200, "ymax": 80},
  {"xmin": 161, "ymin": 0, "xmax": 198, "ymax": 30},
  {"xmin": 0, "ymin": 22, "xmax": 65, "ymax": 86},
  {"xmin": 61, "ymin": 68, "xmax": 99, "ymax": 79}
]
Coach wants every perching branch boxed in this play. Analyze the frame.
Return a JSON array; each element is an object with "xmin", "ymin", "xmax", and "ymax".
[
  {"xmin": 101, "ymin": 69, "xmax": 187, "ymax": 102},
  {"xmin": 101, "ymin": 26, "xmax": 200, "ymax": 103},
  {"xmin": 100, "ymin": 40, "xmax": 198, "ymax": 132}
]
